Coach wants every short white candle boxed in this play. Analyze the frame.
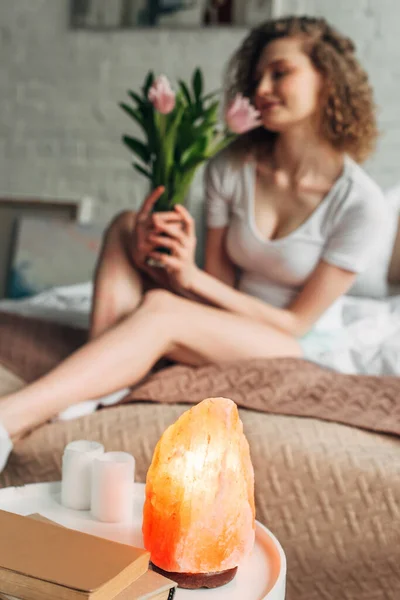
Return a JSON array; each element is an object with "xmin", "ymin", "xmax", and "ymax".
[
  {"xmin": 91, "ymin": 452, "xmax": 135, "ymax": 523},
  {"xmin": 61, "ymin": 440, "xmax": 104, "ymax": 510}
]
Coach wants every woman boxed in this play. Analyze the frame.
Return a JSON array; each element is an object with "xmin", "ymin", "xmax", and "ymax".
[{"xmin": 0, "ymin": 16, "xmax": 387, "ymax": 470}]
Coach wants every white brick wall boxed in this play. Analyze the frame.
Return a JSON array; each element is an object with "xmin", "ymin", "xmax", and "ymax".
[
  {"xmin": 281, "ymin": 0, "xmax": 400, "ymax": 190},
  {"xmin": 0, "ymin": 0, "xmax": 245, "ymax": 222},
  {"xmin": 1, "ymin": 0, "xmax": 399, "ymax": 224}
]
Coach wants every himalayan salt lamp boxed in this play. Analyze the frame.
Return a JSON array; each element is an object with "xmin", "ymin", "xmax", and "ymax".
[{"xmin": 142, "ymin": 397, "xmax": 255, "ymax": 589}]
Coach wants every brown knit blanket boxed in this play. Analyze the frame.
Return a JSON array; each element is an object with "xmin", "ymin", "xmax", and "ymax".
[{"xmin": 0, "ymin": 311, "xmax": 399, "ymax": 437}]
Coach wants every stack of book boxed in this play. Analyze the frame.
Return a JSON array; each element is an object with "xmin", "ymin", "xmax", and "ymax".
[{"xmin": 0, "ymin": 510, "xmax": 176, "ymax": 600}]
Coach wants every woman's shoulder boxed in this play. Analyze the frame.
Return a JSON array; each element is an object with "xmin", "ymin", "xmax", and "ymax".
[
  {"xmin": 332, "ymin": 156, "xmax": 386, "ymax": 224},
  {"xmin": 324, "ymin": 156, "xmax": 388, "ymax": 242},
  {"xmin": 346, "ymin": 156, "xmax": 384, "ymax": 197},
  {"xmin": 206, "ymin": 141, "xmax": 249, "ymax": 174},
  {"xmin": 344, "ymin": 156, "xmax": 385, "ymax": 205},
  {"xmin": 205, "ymin": 141, "xmax": 250, "ymax": 195}
]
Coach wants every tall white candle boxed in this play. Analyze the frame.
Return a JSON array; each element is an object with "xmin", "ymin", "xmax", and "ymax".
[
  {"xmin": 91, "ymin": 452, "xmax": 135, "ymax": 523},
  {"xmin": 61, "ymin": 440, "xmax": 104, "ymax": 510}
]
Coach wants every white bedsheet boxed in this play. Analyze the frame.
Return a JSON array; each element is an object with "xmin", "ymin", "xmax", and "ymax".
[
  {"xmin": 0, "ymin": 283, "xmax": 92, "ymax": 329},
  {"xmin": 1, "ymin": 282, "xmax": 400, "ymax": 377},
  {"xmin": 310, "ymin": 295, "xmax": 400, "ymax": 375}
]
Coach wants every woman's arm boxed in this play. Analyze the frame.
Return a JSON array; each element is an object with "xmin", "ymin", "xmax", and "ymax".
[
  {"xmin": 204, "ymin": 227, "xmax": 236, "ymax": 287},
  {"xmin": 188, "ymin": 260, "xmax": 356, "ymax": 337},
  {"xmin": 148, "ymin": 206, "xmax": 357, "ymax": 336},
  {"xmin": 190, "ymin": 186, "xmax": 385, "ymax": 336}
]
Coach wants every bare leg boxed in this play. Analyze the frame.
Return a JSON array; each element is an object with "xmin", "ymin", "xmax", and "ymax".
[
  {"xmin": 0, "ymin": 290, "xmax": 301, "ymax": 439},
  {"xmin": 90, "ymin": 210, "xmax": 144, "ymax": 339}
]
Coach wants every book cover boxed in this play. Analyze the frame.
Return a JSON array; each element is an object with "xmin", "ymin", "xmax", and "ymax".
[
  {"xmin": 0, "ymin": 510, "xmax": 150, "ymax": 600},
  {"xmin": 28, "ymin": 515, "xmax": 177, "ymax": 598},
  {"xmin": 0, "ymin": 514, "xmax": 176, "ymax": 600},
  {"xmin": 0, "ymin": 569, "xmax": 177, "ymax": 600}
]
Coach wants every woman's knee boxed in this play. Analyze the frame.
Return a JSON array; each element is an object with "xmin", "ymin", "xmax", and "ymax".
[
  {"xmin": 142, "ymin": 288, "xmax": 178, "ymax": 311},
  {"xmin": 103, "ymin": 210, "xmax": 137, "ymax": 245},
  {"xmin": 143, "ymin": 289, "xmax": 195, "ymax": 323}
]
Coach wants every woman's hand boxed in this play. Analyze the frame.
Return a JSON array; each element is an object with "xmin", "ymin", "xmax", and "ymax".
[
  {"xmin": 131, "ymin": 186, "xmax": 164, "ymax": 271},
  {"xmin": 148, "ymin": 205, "xmax": 198, "ymax": 290},
  {"xmin": 130, "ymin": 186, "xmax": 175, "ymax": 288}
]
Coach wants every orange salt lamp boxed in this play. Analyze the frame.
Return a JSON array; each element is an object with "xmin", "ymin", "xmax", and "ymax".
[{"xmin": 142, "ymin": 397, "xmax": 255, "ymax": 589}]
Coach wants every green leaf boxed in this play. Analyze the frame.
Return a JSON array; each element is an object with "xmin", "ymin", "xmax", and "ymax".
[
  {"xmin": 178, "ymin": 80, "xmax": 192, "ymax": 106},
  {"xmin": 180, "ymin": 134, "xmax": 208, "ymax": 168},
  {"xmin": 173, "ymin": 111, "xmax": 212, "ymax": 162},
  {"xmin": 203, "ymin": 89, "xmax": 222, "ymax": 101},
  {"xmin": 119, "ymin": 103, "xmax": 144, "ymax": 128},
  {"xmin": 164, "ymin": 102, "xmax": 186, "ymax": 173},
  {"xmin": 142, "ymin": 71, "xmax": 155, "ymax": 96},
  {"xmin": 133, "ymin": 163, "xmax": 152, "ymax": 179},
  {"xmin": 202, "ymin": 100, "xmax": 220, "ymax": 124},
  {"xmin": 206, "ymin": 133, "xmax": 236, "ymax": 158},
  {"xmin": 181, "ymin": 154, "xmax": 208, "ymax": 172},
  {"xmin": 174, "ymin": 126, "xmax": 195, "ymax": 157},
  {"xmin": 128, "ymin": 90, "xmax": 145, "ymax": 107},
  {"xmin": 139, "ymin": 102, "xmax": 158, "ymax": 154},
  {"xmin": 190, "ymin": 120, "xmax": 217, "ymax": 143},
  {"xmin": 123, "ymin": 135, "xmax": 151, "ymax": 163},
  {"xmin": 192, "ymin": 68, "xmax": 203, "ymax": 101},
  {"xmin": 169, "ymin": 164, "xmax": 199, "ymax": 205}
]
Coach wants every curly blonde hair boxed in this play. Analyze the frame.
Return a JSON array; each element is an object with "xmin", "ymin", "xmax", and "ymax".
[{"xmin": 225, "ymin": 16, "xmax": 378, "ymax": 163}]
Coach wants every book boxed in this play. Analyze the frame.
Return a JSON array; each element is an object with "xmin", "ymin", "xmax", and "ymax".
[
  {"xmin": 0, "ymin": 569, "xmax": 176, "ymax": 600},
  {"xmin": 112, "ymin": 570, "xmax": 177, "ymax": 600},
  {"xmin": 28, "ymin": 515, "xmax": 177, "ymax": 598},
  {"xmin": 0, "ymin": 509, "xmax": 150, "ymax": 600},
  {"xmin": 0, "ymin": 514, "xmax": 176, "ymax": 600}
]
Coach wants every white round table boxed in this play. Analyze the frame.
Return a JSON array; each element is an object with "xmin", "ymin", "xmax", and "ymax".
[{"xmin": 0, "ymin": 482, "xmax": 286, "ymax": 600}]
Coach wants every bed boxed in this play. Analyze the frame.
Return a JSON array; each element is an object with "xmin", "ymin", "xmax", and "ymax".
[
  {"xmin": 0, "ymin": 283, "xmax": 399, "ymax": 600},
  {"xmin": 1, "ymin": 185, "xmax": 400, "ymax": 600}
]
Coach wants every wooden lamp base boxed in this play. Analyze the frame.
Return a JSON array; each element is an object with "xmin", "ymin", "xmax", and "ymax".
[{"xmin": 151, "ymin": 563, "xmax": 238, "ymax": 589}]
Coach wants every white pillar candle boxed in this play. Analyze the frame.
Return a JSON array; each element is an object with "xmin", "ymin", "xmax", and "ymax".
[
  {"xmin": 61, "ymin": 440, "xmax": 104, "ymax": 510},
  {"xmin": 91, "ymin": 452, "xmax": 135, "ymax": 523}
]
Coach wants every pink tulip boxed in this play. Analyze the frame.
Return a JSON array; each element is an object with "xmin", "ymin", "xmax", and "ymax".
[
  {"xmin": 148, "ymin": 75, "xmax": 176, "ymax": 115},
  {"xmin": 226, "ymin": 94, "xmax": 262, "ymax": 134}
]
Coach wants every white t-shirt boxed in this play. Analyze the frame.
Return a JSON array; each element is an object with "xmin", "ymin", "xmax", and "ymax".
[{"xmin": 205, "ymin": 148, "xmax": 389, "ymax": 325}]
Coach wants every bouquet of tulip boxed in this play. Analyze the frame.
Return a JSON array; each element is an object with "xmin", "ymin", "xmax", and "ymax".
[{"xmin": 120, "ymin": 68, "xmax": 261, "ymax": 212}]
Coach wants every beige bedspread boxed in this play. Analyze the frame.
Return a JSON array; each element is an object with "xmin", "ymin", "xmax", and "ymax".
[
  {"xmin": 0, "ymin": 402, "xmax": 398, "ymax": 600},
  {"xmin": 0, "ymin": 312, "xmax": 399, "ymax": 599}
]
